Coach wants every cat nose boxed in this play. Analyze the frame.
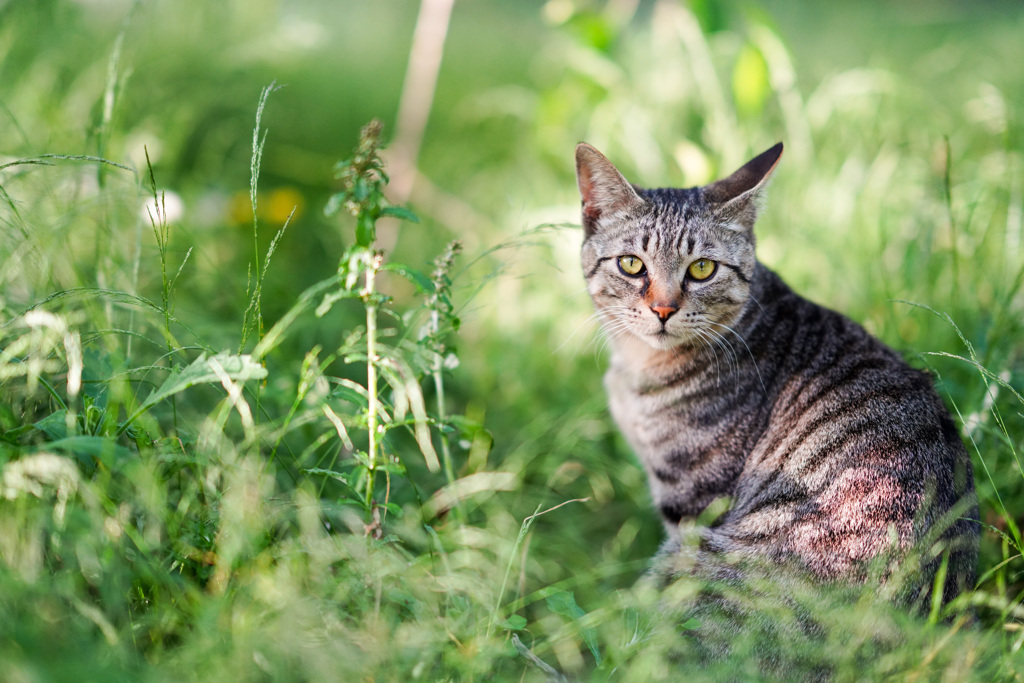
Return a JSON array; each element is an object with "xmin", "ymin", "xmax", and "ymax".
[{"xmin": 651, "ymin": 303, "xmax": 678, "ymax": 321}]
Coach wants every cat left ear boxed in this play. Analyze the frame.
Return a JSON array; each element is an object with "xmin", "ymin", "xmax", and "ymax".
[
  {"xmin": 575, "ymin": 143, "xmax": 645, "ymax": 237},
  {"xmin": 705, "ymin": 142, "xmax": 783, "ymax": 228}
]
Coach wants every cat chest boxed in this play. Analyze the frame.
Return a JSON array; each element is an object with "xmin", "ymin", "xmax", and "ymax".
[{"xmin": 607, "ymin": 376, "xmax": 759, "ymax": 482}]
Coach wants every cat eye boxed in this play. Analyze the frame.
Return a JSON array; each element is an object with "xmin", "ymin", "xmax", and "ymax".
[
  {"xmin": 687, "ymin": 258, "xmax": 717, "ymax": 281},
  {"xmin": 618, "ymin": 255, "xmax": 646, "ymax": 276}
]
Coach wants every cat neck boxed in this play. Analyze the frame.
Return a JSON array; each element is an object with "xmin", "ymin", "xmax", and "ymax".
[{"xmin": 608, "ymin": 333, "xmax": 705, "ymax": 377}]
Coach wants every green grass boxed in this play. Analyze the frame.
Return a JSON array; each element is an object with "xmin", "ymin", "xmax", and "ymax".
[{"xmin": 1, "ymin": 0, "xmax": 1024, "ymax": 679}]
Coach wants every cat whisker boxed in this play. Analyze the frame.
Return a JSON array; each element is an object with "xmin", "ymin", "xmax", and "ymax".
[
  {"xmin": 707, "ymin": 321, "xmax": 767, "ymax": 396},
  {"xmin": 555, "ymin": 309, "xmax": 624, "ymax": 355},
  {"xmin": 700, "ymin": 329, "xmax": 733, "ymax": 383},
  {"xmin": 703, "ymin": 326, "xmax": 740, "ymax": 377},
  {"xmin": 587, "ymin": 319, "xmax": 633, "ymax": 357},
  {"xmin": 705, "ymin": 325, "xmax": 748, "ymax": 381},
  {"xmin": 703, "ymin": 329, "xmax": 737, "ymax": 386},
  {"xmin": 595, "ymin": 327, "xmax": 630, "ymax": 358},
  {"xmin": 748, "ymin": 292, "xmax": 768, "ymax": 317},
  {"xmin": 563, "ymin": 306, "xmax": 638, "ymax": 358},
  {"xmin": 600, "ymin": 322, "xmax": 634, "ymax": 347},
  {"xmin": 690, "ymin": 328, "xmax": 723, "ymax": 387},
  {"xmin": 702, "ymin": 327, "xmax": 745, "ymax": 396}
]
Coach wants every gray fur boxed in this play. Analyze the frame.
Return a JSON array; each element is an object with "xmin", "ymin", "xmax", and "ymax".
[{"xmin": 576, "ymin": 142, "xmax": 978, "ymax": 604}]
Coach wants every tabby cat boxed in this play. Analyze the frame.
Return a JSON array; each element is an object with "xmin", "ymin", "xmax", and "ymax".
[{"xmin": 575, "ymin": 141, "xmax": 978, "ymax": 605}]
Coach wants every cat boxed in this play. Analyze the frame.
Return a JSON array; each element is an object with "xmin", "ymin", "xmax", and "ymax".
[{"xmin": 575, "ymin": 141, "xmax": 978, "ymax": 609}]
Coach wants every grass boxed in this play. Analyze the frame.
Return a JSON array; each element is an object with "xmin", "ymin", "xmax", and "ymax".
[{"xmin": 1, "ymin": 0, "xmax": 1024, "ymax": 679}]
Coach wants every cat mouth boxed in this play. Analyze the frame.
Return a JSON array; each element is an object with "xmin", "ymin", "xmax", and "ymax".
[
  {"xmin": 640, "ymin": 320, "xmax": 719, "ymax": 349},
  {"xmin": 640, "ymin": 326, "xmax": 690, "ymax": 349}
]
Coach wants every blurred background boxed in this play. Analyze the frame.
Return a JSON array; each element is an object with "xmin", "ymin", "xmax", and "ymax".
[
  {"xmin": 4, "ymin": 0, "xmax": 1024, "ymax": 577},
  {"xmin": 4, "ymin": 1, "xmax": 1021, "ymax": 383},
  {"xmin": 2, "ymin": 0, "xmax": 1024, "ymax": 675}
]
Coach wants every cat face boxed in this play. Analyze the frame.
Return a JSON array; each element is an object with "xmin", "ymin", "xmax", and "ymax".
[{"xmin": 576, "ymin": 143, "xmax": 782, "ymax": 351}]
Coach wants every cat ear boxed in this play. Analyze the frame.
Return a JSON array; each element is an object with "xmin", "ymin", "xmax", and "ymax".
[
  {"xmin": 575, "ymin": 143, "xmax": 645, "ymax": 237},
  {"xmin": 705, "ymin": 142, "xmax": 783, "ymax": 228}
]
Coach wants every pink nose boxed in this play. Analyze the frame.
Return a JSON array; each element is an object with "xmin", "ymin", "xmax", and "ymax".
[{"xmin": 651, "ymin": 304, "xmax": 677, "ymax": 320}]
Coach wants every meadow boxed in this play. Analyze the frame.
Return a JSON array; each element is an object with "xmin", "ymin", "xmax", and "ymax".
[{"xmin": 1, "ymin": 0, "xmax": 1024, "ymax": 679}]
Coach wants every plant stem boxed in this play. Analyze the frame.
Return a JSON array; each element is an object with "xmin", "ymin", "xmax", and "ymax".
[
  {"xmin": 427, "ymin": 239, "xmax": 462, "ymax": 500},
  {"xmin": 431, "ymin": 309, "xmax": 457, "ymax": 488},
  {"xmin": 364, "ymin": 250, "xmax": 383, "ymax": 514},
  {"xmin": 431, "ymin": 311, "xmax": 464, "ymax": 527},
  {"xmin": 943, "ymin": 136, "xmax": 959, "ymax": 305},
  {"xmin": 390, "ymin": 0, "xmax": 455, "ymax": 205}
]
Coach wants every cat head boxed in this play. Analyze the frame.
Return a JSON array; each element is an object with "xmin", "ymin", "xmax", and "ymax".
[{"xmin": 576, "ymin": 142, "xmax": 782, "ymax": 351}]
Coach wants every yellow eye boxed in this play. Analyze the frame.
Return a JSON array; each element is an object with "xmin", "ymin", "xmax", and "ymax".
[
  {"xmin": 688, "ymin": 258, "xmax": 716, "ymax": 281},
  {"xmin": 618, "ymin": 255, "xmax": 645, "ymax": 276}
]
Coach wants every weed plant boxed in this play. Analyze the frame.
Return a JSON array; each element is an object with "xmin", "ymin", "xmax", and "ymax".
[{"xmin": 1, "ymin": 1, "xmax": 1024, "ymax": 680}]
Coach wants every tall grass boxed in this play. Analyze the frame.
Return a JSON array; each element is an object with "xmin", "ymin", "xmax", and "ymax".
[{"xmin": 1, "ymin": 0, "xmax": 1023, "ymax": 679}]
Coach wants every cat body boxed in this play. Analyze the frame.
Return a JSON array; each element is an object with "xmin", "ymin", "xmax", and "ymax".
[{"xmin": 576, "ymin": 142, "xmax": 977, "ymax": 602}]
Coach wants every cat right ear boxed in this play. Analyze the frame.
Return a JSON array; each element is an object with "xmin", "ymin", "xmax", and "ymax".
[
  {"xmin": 705, "ymin": 143, "xmax": 783, "ymax": 228},
  {"xmin": 575, "ymin": 143, "xmax": 644, "ymax": 237}
]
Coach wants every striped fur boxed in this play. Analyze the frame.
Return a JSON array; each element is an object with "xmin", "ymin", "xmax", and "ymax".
[{"xmin": 576, "ymin": 142, "xmax": 977, "ymax": 603}]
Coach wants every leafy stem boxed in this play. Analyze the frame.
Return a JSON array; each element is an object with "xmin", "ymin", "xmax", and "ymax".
[
  {"xmin": 363, "ymin": 250, "xmax": 383, "ymax": 513},
  {"xmin": 427, "ymin": 240, "xmax": 463, "ymax": 503},
  {"xmin": 324, "ymin": 119, "xmax": 443, "ymax": 532}
]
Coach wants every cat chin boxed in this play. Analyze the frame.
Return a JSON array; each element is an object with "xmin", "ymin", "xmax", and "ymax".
[{"xmin": 635, "ymin": 329, "xmax": 694, "ymax": 351}]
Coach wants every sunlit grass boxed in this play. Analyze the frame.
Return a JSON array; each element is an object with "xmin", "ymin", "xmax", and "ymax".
[{"xmin": 1, "ymin": 1, "xmax": 1023, "ymax": 679}]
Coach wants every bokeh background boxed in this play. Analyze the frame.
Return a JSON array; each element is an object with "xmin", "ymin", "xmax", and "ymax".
[{"xmin": 3, "ymin": 0, "xmax": 1024, "ymax": 678}]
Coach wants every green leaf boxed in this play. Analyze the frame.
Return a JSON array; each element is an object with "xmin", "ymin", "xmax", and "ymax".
[
  {"xmin": 680, "ymin": 617, "xmax": 701, "ymax": 631},
  {"xmin": 732, "ymin": 42, "xmax": 770, "ymax": 117},
  {"xmin": 34, "ymin": 411, "xmax": 69, "ymax": 440},
  {"xmin": 0, "ymin": 404, "xmax": 19, "ymax": 433},
  {"xmin": 315, "ymin": 288, "xmax": 360, "ymax": 318},
  {"xmin": 376, "ymin": 459, "xmax": 408, "ymax": 475},
  {"xmin": 544, "ymin": 589, "xmax": 601, "ymax": 664},
  {"xmin": 353, "ymin": 177, "xmax": 369, "ymax": 202},
  {"xmin": 323, "ymin": 192, "xmax": 344, "ymax": 217},
  {"xmin": 381, "ymin": 262, "xmax": 435, "ymax": 294},
  {"xmin": 379, "ymin": 205, "xmax": 420, "ymax": 223},
  {"xmin": 129, "ymin": 353, "xmax": 267, "ymax": 427},
  {"xmin": 356, "ymin": 212, "xmax": 375, "ymax": 246},
  {"xmin": 332, "ymin": 384, "xmax": 369, "ymax": 407},
  {"xmin": 332, "ymin": 156, "xmax": 353, "ymax": 176},
  {"xmin": 41, "ymin": 436, "xmax": 132, "ymax": 467},
  {"xmin": 350, "ymin": 450, "xmax": 371, "ymax": 468},
  {"xmin": 446, "ymin": 414, "xmax": 485, "ymax": 439},
  {"xmin": 545, "ymin": 589, "xmax": 584, "ymax": 618},
  {"xmin": 381, "ymin": 501, "xmax": 403, "ymax": 517},
  {"xmin": 496, "ymin": 615, "xmax": 527, "ymax": 631},
  {"xmin": 569, "ymin": 12, "xmax": 616, "ymax": 52},
  {"xmin": 302, "ymin": 468, "xmax": 353, "ymax": 486},
  {"xmin": 690, "ymin": 0, "xmax": 727, "ymax": 33}
]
